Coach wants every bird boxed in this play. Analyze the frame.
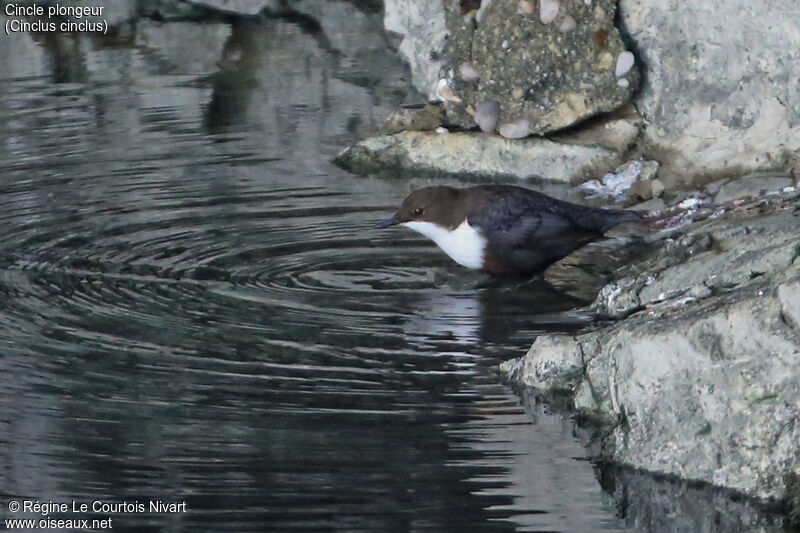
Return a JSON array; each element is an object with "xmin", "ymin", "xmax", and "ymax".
[{"xmin": 377, "ymin": 184, "xmax": 641, "ymax": 276}]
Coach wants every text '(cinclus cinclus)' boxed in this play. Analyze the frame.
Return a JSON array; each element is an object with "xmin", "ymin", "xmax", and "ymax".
[{"xmin": 378, "ymin": 184, "xmax": 641, "ymax": 276}]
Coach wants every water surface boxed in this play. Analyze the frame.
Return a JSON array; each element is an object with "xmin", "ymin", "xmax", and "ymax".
[{"xmin": 0, "ymin": 8, "xmax": 634, "ymax": 532}]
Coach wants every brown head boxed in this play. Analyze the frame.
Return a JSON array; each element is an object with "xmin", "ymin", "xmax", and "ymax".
[{"xmin": 377, "ymin": 186, "xmax": 466, "ymax": 229}]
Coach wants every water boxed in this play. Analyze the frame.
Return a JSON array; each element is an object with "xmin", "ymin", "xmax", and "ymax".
[{"xmin": 0, "ymin": 7, "xmax": 648, "ymax": 532}]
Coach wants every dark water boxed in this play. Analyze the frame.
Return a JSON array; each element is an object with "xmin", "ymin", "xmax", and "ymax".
[{"xmin": 0, "ymin": 7, "xmax": 636, "ymax": 532}]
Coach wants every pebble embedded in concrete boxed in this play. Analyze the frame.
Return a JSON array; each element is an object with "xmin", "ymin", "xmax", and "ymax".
[
  {"xmin": 615, "ymin": 51, "xmax": 635, "ymax": 77},
  {"xmin": 516, "ymin": 0, "xmax": 535, "ymax": 15},
  {"xmin": 559, "ymin": 15, "xmax": 577, "ymax": 32},
  {"xmin": 499, "ymin": 117, "xmax": 530, "ymax": 139},
  {"xmin": 459, "ymin": 62, "xmax": 481, "ymax": 82},
  {"xmin": 539, "ymin": 0, "xmax": 559, "ymax": 24},
  {"xmin": 475, "ymin": 100, "xmax": 501, "ymax": 132}
]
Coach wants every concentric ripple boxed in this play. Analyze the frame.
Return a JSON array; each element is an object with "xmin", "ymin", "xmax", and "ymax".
[{"xmin": 0, "ymin": 33, "xmax": 629, "ymax": 532}]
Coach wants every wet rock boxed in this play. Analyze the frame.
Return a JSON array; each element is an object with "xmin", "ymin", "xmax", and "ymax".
[
  {"xmin": 579, "ymin": 159, "xmax": 659, "ymax": 201},
  {"xmin": 335, "ymin": 130, "xmax": 626, "ymax": 183},
  {"xmin": 381, "ymin": 103, "xmax": 446, "ymax": 134},
  {"xmin": 712, "ymin": 173, "xmax": 795, "ymax": 204},
  {"xmin": 629, "ymin": 197, "xmax": 667, "ymax": 213},
  {"xmin": 500, "ymin": 335, "xmax": 585, "ymax": 392},
  {"xmin": 619, "ymin": 0, "xmax": 800, "ymax": 183},
  {"xmin": 474, "ymin": 100, "xmax": 500, "ymax": 133},
  {"xmin": 444, "ymin": 0, "xmax": 639, "ymax": 134},
  {"xmin": 501, "ymin": 191, "xmax": 800, "ymax": 510},
  {"xmin": 598, "ymin": 464, "xmax": 790, "ymax": 532},
  {"xmin": 629, "ymin": 177, "xmax": 665, "ymax": 201}
]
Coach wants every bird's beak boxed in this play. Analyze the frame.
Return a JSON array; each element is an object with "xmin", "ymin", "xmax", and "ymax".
[{"xmin": 376, "ymin": 216, "xmax": 399, "ymax": 229}]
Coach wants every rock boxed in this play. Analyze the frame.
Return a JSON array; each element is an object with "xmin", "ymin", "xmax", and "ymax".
[
  {"xmin": 381, "ymin": 104, "xmax": 445, "ymax": 134},
  {"xmin": 614, "ymin": 51, "xmax": 634, "ymax": 77},
  {"xmin": 579, "ymin": 159, "xmax": 659, "ymax": 201},
  {"xmin": 539, "ymin": 0, "xmax": 559, "ymax": 24},
  {"xmin": 443, "ymin": 0, "xmax": 639, "ymax": 134},
  {"xmin": 629, "ymin": 177, "xmax": 665, "ymax": 200},
  {"xmin": 474, "ymin": 100, "xmax": 500, "ymax": 133},
  {"xmin": 778, "ymin": 282, "xmax": 800, "ymax": 331},
  {"xmin": 383, "ymin": 0, "xmax": 447, "ymax": 99},
  {"xmin": 335, "ymin": 130, "xmax": 627, "ymax": 183},
  {"xmin": 712, "ymin": 173, "xmax": 795, "ymax": 204},
  {"xmin": 434, "ymin": 77, "xmax": 462, "ymax": 104},
  {"xmin": 516, "ymin": 0, "xmax": 535, "ymax": 16},
  {"xmin": 459, "ymin": 62, "xmax": 481, "ymax": 82},
  {"xmin": 501, "ymin": 191, "xmax": 800, "ymax": 510},
  {"xmin": 498, "ymin": 117, "xmax": 530, "ymax": 139},
  {"xmin": 598, "ymin": 463, "xmax": 790, "ymax": 532},
  {"xmin": 630, "ymin": 197, "xmax": 667, "ymax": 213},
  {"xmin": 558, "ymin": 15, "xmax": 577, "ymax": 33},
  {"xmin": 619, "ymin": 0, "xmax": 800, "ymax": 183},
  {"xmin": 551, "ymin": 105, "xmax": 643, "ymax": 152},
  {"xmin": 511, "ymin": 335, "xmax": 586, "ymax": 391}
]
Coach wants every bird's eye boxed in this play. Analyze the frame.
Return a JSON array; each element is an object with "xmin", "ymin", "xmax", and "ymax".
[{"xmin": 412, "ymin": 207, "xmax": 424, "ymax": 217}]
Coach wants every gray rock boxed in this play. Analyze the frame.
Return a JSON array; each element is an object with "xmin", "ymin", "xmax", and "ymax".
[
  {"xmin": 579, "ymin": 159, "xmax": 659, "ymax": 201},
  {"xmin": 630, "ymin": 197, "xmax": 667, "ymax": 213},
  {"xmin": 597, "ymin": 205, "xmax": 800, "ymax": 314},
  {"xmin": 778, "ymin": 282, "xmax": 800, "ymax": 331},
  {"xmin": 335, "ymin": 130, "xmax": 627, "ymax": 183},
  {"xmin": 381, "ymin": 104, "xmax": 446, "ymax": 134},
  {"xmin": 501, "ymin": 191, "xmax": 800, "ymax": 511},
  {"xmin": 620, "ymin": 0, "xmax": 800, "ymax": 183},
  {"xmin": 550, "ymin": 105, "xmax": 643, "ymax": 152},
  {"xmin": 506, "ymin": 335, "xmax": 586, "ymax": 391},
  {"xmin": 629, "ymin": 177, "xmax": 665, "ymax": 200},
  {"xmin": 713, "ymin": 174, "xmax": 795, "ymax": 204},
  {"xmin": 383, "ymin": 0, "xmax": 447, "ymax": 99},
  {"xmin": 442, "ymin": 0, "xmax": 638, "ymax": 134}
]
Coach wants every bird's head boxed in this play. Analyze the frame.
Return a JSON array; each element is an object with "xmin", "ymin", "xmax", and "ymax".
[{"xmin": 377, "ymin": 186, "xmax": 462, "ymax": 229}]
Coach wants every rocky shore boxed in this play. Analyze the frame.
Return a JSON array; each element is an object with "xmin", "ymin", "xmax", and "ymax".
[
  {"xmin": 503, "ymin": 184, "xmax": 800, "ymax": 519},
  {"xmin": 334, "ymin": 0, "xmax": 800, "ymax": 523}
]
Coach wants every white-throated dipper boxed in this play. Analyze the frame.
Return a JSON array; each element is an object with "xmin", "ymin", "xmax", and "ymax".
[{"xmin": 378, "ymin": 184, "xmax": 640, "ymax": 276}]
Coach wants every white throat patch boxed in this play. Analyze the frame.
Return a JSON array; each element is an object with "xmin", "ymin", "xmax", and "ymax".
[{"xmin": 403, "ymin": 220, "xmax": 486, "ymax": 270}]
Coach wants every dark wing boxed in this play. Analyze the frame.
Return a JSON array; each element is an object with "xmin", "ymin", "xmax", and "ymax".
[{"xmin": 467, "ymin": 187, "xmax": 601, "ymax": 274}]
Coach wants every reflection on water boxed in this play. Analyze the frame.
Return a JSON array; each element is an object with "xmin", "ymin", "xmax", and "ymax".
[{"xmin": 0, "ymin": 5, "xmax": 779, "ymax": 533}]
